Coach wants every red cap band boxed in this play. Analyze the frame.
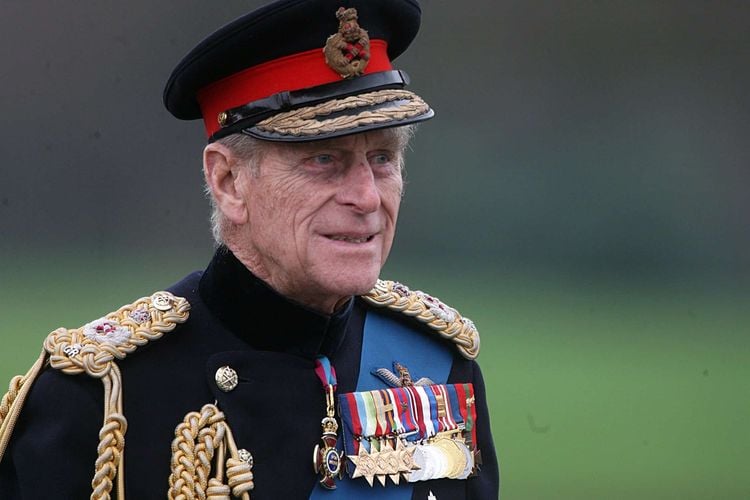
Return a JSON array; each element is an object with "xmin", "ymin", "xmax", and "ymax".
[{"xmin": 197, "ymin": 39, "xmax": 392, "ymax": 137}]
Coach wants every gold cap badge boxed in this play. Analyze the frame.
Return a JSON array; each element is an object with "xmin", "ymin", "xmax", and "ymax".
[{"xmin": 323, "ymin": 7, "xmax": 371, "ymax": 78}]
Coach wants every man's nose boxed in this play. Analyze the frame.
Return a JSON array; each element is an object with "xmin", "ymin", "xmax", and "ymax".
[{"xmin": 337, "ymin": 159, "xmax": 380, "ymax": 213}]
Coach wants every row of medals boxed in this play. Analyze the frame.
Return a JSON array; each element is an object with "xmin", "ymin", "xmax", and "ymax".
[{"xmin": 348, "ymin": 430, "xmax": 475, "ymax": 487}]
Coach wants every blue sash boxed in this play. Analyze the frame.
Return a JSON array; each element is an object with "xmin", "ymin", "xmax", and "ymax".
[{"xmin": 309, "ymin": 309, "xmax": 454, "ymax": 499}]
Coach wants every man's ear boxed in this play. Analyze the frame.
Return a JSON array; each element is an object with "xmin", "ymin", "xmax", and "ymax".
[{"xmin": 203, "ymin": 143, "xmax": 249, "ymax": 225}]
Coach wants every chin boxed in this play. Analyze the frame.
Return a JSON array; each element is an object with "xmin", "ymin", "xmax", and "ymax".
[{"xmin": 323, "ymin": 265, "xmax": 381, "ymax": 297}]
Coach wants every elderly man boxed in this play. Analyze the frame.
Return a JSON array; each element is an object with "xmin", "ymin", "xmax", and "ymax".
[{"xmin": 0, "ymin": 0, "xmax": 498, "ymax": 498}]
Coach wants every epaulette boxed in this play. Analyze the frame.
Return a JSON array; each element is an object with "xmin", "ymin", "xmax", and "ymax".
[
  {"xmin": 0, "ymin": 291, "xmax": 190, "ymax": 500},
  {"xmin": 361, "ymin": 279, "xmax": 480, "ymax": 360}
]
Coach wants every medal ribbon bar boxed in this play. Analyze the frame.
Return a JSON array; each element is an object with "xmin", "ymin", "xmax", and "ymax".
[{"xmin": 338, "ymin": 383, "xmax": 479, "ymax": 486}]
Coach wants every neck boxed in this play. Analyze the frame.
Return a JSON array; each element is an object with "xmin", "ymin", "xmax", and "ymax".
[{"xmin": 226, "ymin": 241, "xmax": 347, "ymax": 315}]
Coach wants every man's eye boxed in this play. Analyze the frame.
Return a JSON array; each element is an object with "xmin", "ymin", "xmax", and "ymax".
[
  {"xmin": 313, "ymin": 154, "xmax": 334, "ymax": 165},
  {"xmin": 370, "ymin": 153, "xmax": 392, "ymax": 165}
]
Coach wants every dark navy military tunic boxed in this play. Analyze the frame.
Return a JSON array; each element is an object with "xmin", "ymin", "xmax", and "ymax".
[{"xmin": 0, "ymin": 248, "xmax": 499, "ymax": 499}]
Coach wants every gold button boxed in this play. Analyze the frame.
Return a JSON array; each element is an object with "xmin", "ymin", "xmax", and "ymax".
[{"xmin": 215, "ymin": 365, "xmax": 238, "ymax": 392}]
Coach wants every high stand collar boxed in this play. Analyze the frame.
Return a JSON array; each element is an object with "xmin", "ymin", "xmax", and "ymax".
[{"xmin": 198, "ymin": 247, "xmax": 353, "ymax": 359}]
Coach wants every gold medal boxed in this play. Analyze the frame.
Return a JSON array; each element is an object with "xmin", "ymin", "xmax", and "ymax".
[
  {"xmin": 312, "ymin": 375, "xmax": 343, "ymax": 489},
  {"xmin": 395, "ymin": 438, "xmax": 420, "ymax": 482},
  {"xmin": 386, "ymin": 446, "xmax": 403, "ymax": 484},
  {"xmin": 348, "ymin": 444, "xmax": 378, "ymax": 487},
  {"xmin": 368, "ymin": 439, "xmax": 401, "ymax": 485},
  {"xmin": 435, "ymin": 438, "xmax": 465, "ymax": 479},
  {"xmin": 371, "ymin": 441, "xmax": 389, "ymax": 486}
]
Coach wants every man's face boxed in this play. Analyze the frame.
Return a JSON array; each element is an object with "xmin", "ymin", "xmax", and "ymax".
[{"xmin": 233, "ymin": 129, "xmax": 405, "ymax": 312}]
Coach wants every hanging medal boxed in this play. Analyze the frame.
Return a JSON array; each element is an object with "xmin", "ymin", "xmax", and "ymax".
[{"xmin": 312, "ymin": 356, "xmax": 344, "ymax": 489}]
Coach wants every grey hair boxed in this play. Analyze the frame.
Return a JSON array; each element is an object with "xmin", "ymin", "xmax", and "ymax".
[
  {"xmin": 205, "ymin": 133, "xmax": 269, "ymax": 246},
  {"xmin": 204, "ymin": 124, "xmax": 417, "ymax": 246}
]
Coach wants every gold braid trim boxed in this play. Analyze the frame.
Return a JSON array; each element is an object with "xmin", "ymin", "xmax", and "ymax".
[
  {"xmin": 0, "ymin": 291, "xmax": 190, "ymax": 500},
  {"xmin": 0, "ymin": 352, "xmax": 46, "ymax": 460},
  {"xmin": 169, "ymin": 404, "xmax": 254, "ymax": 500},
  {"xmin": 361, "ymin": 280, "xmax": 481, "ymax": 360},
  {"xmin": 0, "ymin": 376, "xmax": 25, "ymax": 425},
  {"xmin": 255, "ymin": 89, "xmax": 429, "ymax": 137}
]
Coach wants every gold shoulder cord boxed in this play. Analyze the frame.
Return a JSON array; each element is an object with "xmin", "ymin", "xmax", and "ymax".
[
  {"xmin": 361, "ymin": 279, "xmax": 481, "ymax": 360},
  {"xmin": 0, "ymin": 291, "xmax": 190, "ymax": 500},
  {"xmin": 167, "ymin": 403, "xmax": 254, "ymax": 500}
]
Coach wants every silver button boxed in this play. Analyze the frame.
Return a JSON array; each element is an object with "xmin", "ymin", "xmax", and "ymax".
[
  {"xmin": 63, "ymin": 343, "xmax": 82, "ymax": 357},
  {"xmin": 215, "ymin": 365, "xmax": 238, "ymax": 392},
  {"xmin": 150, "ymin": 292, "xmax": 173, "ymax": 311}
]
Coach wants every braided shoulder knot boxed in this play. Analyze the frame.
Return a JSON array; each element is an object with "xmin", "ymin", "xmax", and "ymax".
[{"xmin": 0, "ymin": 291, "xmax": 190, "ymax": 500}]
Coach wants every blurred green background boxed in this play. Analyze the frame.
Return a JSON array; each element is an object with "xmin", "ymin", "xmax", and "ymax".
[{"xmin": 1, "ymin": 1, "xmax": 748, "ymax": 498}]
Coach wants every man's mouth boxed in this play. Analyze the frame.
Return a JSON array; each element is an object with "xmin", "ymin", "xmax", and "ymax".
[{"xmin": 325, "ymin": 234, "xmax": 375, "ymax": 244}]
